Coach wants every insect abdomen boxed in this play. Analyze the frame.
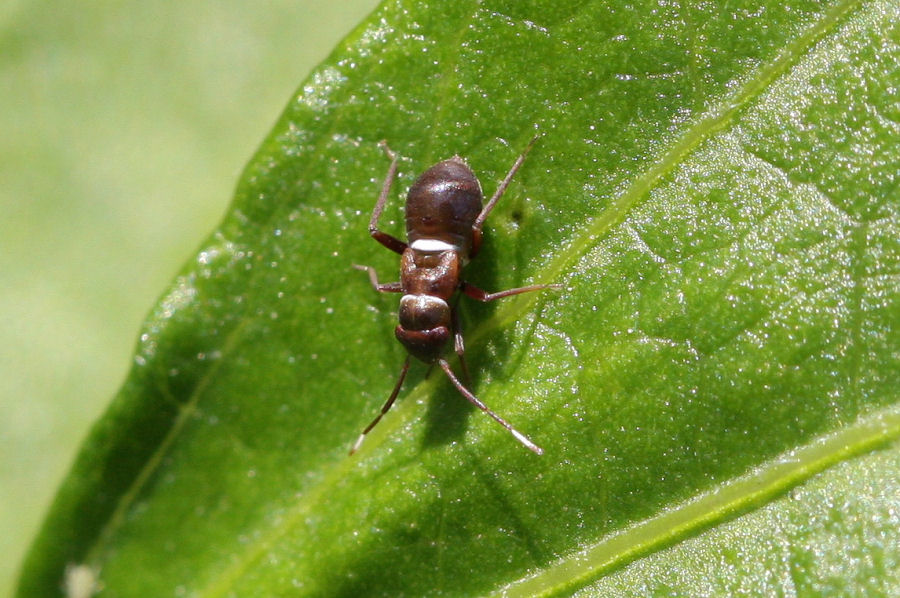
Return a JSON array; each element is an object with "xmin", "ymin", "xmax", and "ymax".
[{"xmin": 405, "ymin": 157, "xmax": 482, "ymax": 255}]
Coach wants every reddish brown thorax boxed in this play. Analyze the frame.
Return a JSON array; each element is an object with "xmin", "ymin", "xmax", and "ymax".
[{"xmin": 396, "ymin": 249, "xmax": 457, "ymax": 363}]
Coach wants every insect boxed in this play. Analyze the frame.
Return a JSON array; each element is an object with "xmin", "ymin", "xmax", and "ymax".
[{"xmin": 352, "ymin": 136, "xmax": 558, "ymax": 455}]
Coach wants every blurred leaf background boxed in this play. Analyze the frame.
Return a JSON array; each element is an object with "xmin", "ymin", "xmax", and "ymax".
[{"xmin": 0, "ymin": 2, "xmax": 379, "ymax": 594}]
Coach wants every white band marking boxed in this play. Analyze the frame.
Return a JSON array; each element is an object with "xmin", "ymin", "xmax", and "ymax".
[{"xmin": 410, "ymin": 238, "xmax": 459, "ymax": 252}]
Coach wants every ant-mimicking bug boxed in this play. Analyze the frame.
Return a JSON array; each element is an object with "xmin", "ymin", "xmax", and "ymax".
[{"xmin": 352, "ymin": 136, "xmax": 558, "ymax": 455}]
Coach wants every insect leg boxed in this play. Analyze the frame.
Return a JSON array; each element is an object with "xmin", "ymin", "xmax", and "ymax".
[
  {"xmin": 350, "ymin": 355, "xmax": 411, "ymax": 455},
  {"xmin": 369, "ymin": 141, "xmax": 408, "ymax": 255},
  {"xmin": 450, "ymin": 301, "xmax": 473, "ymax": 386},
  {"xmin": 461, "ymin": 281, "xmax": 562, "ymax": 302},
  {"xmin": 438, "ymin": 359, "xmax": 543, "ymax": 455},
  {"xmin": 472, "ymin": 134, "xmax": 541, "ymax": 235},
  {"xmin": 352, "ymin": 264, "xmax": 402, "ymax": 293}
]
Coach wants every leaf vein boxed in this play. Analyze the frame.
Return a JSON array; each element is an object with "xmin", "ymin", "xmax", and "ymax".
[{"xmin": 493, "ymin": 403, "xmax": 900, "ymax": 598}]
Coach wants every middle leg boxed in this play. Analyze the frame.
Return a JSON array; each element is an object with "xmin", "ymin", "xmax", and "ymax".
[
  {"xmin": 353, "ymin": 264, "xmax": 402, "ymax": 293},
  {"xmin": 461, "ymin": 280, "xmax": 562, "ymax": 302}
]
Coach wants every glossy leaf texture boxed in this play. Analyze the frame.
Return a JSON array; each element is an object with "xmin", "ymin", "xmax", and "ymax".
[{"xmin": 17, "ymin": 0, "xmax": 899, "ymax": 596}]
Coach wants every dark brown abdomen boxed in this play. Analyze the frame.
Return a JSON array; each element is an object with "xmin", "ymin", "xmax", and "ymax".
[{"xmin": 405, "ymin": 157, "xmax": 482, "ymax": 254}]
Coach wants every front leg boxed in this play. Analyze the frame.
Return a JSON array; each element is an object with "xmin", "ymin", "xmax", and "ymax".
[
  {"xmin": 369, "ymin": 142, "xmax": 408, "ymax": 255},
  {"xmin": 353, "ymin": 264, "xmax": 402, "ymax": 293}
]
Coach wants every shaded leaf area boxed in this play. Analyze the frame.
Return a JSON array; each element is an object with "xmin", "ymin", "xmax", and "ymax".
[{"xmin": 17, "ymin": 0, "xmax": 898, "ymax": 596}]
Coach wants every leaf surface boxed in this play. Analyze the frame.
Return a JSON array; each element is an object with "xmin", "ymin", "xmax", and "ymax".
[{"xmin": 17, "ymin": 0, "xmax": 899, "ymax": 596}]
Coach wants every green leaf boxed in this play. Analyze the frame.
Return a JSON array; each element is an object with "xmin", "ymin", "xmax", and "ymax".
[{"xmin": 17, "ymin": 0, "xmax": 899, "ymax": 596}]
